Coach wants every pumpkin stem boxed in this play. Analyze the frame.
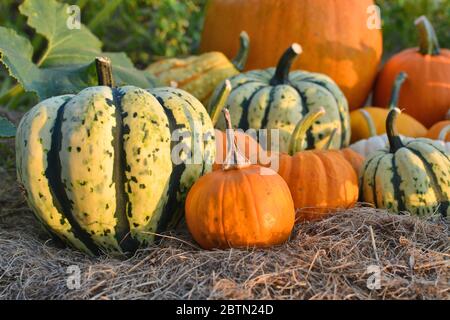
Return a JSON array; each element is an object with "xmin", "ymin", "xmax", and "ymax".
[
  {"xmin": 270, "ymin": 44, "xmax": 302, "ymax": 86},
  {"xmin": 386, "ymin": 108, "xmax": 405, "ymax": 153},
  {"xmin": 288, "ymin": 107, "xmax": 326, "ymax": 156},
  {"xmin": 388, "ymin": 72, "xmax": 407, "ymax": 109},
  {"xmin": 209, "ymin": 80, "xmax": 232, "ymax": 126},
  {"xmin": 231, "ymin": 31, "xmax": 250, "ymax": 72},
  {"xmin": 324, "ymin": 128, "xmax": 338, "ymax": 150},
  {"xmin": 415, "ymin": 16, "xmax": 441, "ymax": 56},
  {"xmin": 95, "ymin": 57, "xmax": 115, "ymax": 87},
  {"xmin": 222, "ymin": 108, "xmax": 251, "ymax": 170},
  {"xmin": 359, "ymin": 109, "xmax": 378, "ymax": 137},
  {"xmin": 438, "ymin": 125, "xmax": 450, "ymax": 141}
]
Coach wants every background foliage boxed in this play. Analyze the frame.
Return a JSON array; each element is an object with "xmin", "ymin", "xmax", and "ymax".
[
  {"xmin": 0, "ymin": 0, "xmax": 449, "ymax": 111},
  {"xmin": 377, "ymin": 0, "xmax": 450, "ymax": 56}
]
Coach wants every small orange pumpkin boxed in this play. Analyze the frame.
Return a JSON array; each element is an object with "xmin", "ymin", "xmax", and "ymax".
[
  {"xmin": 185, "ymin": 109, "xmax": 295, "ymax": 249},
  {"xmin": 426, "ymin": 121, "xmax": 450, "ymax": 142},
  {"xmin": 210, "ymin": 80, "xmax": 263, "ymax": 170},
  {"xmin": 276, "ymin": 108, "xmax": 359, "ymax": 222}
]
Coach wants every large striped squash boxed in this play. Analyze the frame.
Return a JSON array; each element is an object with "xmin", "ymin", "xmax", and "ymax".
[
  {"xmin": 360, "ymin": 108, "xmax": 449, "ymax": 218},
  {"xmin": 16, "ymin": 58, "xmax": 215, "ymax": 256},
  {"xmin": 213, "ymin": 44, "xmax": 350, "ymax": 153},
  {"xmin": 146, "ymin": 32, "xmax": 249, "ymax": 105}
]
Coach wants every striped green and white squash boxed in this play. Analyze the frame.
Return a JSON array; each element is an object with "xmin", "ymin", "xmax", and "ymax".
[
  {"xmin": 360, "ymin": 108, "xmax": 449, "ymax": 218},
  {"xmin": 16, "ymin": 58, "xmax": 215, "ymax": 256},
  {"xmin": 213, "ymin": 44, "xmax": 350, "ymax": 152}
]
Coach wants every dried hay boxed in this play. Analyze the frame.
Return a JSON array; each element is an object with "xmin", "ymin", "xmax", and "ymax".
[{"xmin": 0, "ymin": 162, "xmax": 448, "ymax": 300}]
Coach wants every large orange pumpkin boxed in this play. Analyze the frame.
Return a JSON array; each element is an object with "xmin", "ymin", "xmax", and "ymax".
[
  {"xmin": 185, "ymin": 109, "xmax": 295, "ymax": 249},
  {"xmin": 374, "ymin": 16, "xmax": 450, "ymax": 128},
  {"xmin": 276, "ymin": 108, "xmax": 359, "ymax": 222},
  {"xmin": 200, "ymin": 0, "xmax": 383, "ymax": 110}
]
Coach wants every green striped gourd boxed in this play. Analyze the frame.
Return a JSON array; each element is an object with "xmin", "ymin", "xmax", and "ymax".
[
  {"xmin": 360, "ymin": 108, "xmax": 449, "ymax": 218},
  {"xmin": 16, "ymin": 57, "xmax": 215, "ymax": 256},
  {"xmin": 213, "ymin": 44, "xmax": 350, "ymax": 152},
  {"xmin": 147, "ymin": 32, "xmax": 249, "ymax": 105}
]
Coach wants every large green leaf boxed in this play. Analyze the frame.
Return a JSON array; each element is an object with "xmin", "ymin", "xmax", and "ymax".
[
  {"xmin": 0, "ymin": 116, "xmax": 16, "ymax": 138},
  {"xmin": 0, "ymin": 0, "xmax": 158, "ymax": 100}
]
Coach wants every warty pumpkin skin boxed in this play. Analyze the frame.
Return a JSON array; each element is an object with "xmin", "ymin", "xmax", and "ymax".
[
  {"xmin": 15, "ymin": 58, "xmax": 216, "ymax": 256},
  {"xmin": 360, "ymin": 108, "xmax": 450, "ymax": 218},
  {"xmin": 374, "ymin": 16, "xmax": 450, "ymax": 128},
  {"xmin": 275, "ymin": 108, "xmax": 359, "ymax": 222},
  {"xmin": 200, "ymin": 0, "xmax": 382, "ymax": 110},
  {"xmin": 185, "ymin": 109, "xmax": 295, "ymax": 250},
  {"xmin": 213, "ymin": 44, "xmax": 350, "ymax": 153},
  {"xmin": 147, "ymin": 32, "xmax": 249, "ymax": 105},
  {"xmin": 350, "ymin": 72, "xmax": 427, "ymax": 143}
]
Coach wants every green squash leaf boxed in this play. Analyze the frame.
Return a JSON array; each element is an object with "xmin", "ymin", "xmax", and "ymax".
[
  {"xmin": 0, "ymin": 0, "xmax": 158, "ymax": 100},
  {"xmin": 0, "ymin": 116, "xmax": 16, "ymax": 138}
]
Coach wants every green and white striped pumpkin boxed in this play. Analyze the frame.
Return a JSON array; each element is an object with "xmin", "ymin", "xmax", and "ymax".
[
  {"xmin": 360, "ymin": 108, "xmax": 449, "ymax": 218},
  {"xmin": 16, "ymin": 58, "xmax": 215, "ymax": 256},
  {"xmin": 213, "ymin": 44, "xmax": 350, "ymax": 152}
]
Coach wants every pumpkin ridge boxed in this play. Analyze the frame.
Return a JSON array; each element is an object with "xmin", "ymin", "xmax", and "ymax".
[
  {"xmin": 259, "ymin": 86, "xmax": 277, "ymax": 129},
  {"xmin": 359, "ymin": 153, "xmax": 376, "ymax": 202},
  {"xmin": 290, "ymin": 84, "xmax": 315, "ymax": 149},
  {"xmin": 154, "ymin": 95, "xmax": 187, "ymax": 234},
  {"xmin": 110, "ymin": 88, "xmax": 140, "ymax": 253},
  {"xmin": 176, "ymin": 58, "xmax": 229, "ymax": 87},
  {"xmin": 241, "ymin": 170, "xmax": 262, "ymax": 238},
  {"xmin": 300, "ymin": 78, "xmax": 348, "ymax": 148},
  {"xmin": 220, "ymin": 173, "xmax": 230, "ymax": 247},
  {"xmin": 360, "ymin": 152, "xmax": 384, "ymax": 204},
  {"xmin": 391, "ymin": 154, "xmax": 407, "ymax": 213},
  {"xmin": 419, "ymin": 141, "xmax": 450, "ymax": 162},
  {"xmin": 238, "ymin": 85, "xmax": 267, "ymax": 131},
  {"xmin": 370, "ymin": 154, "xmax": 386, "ymax": 209},
  {"xmin": 406, "ymin": 146, "xmax": 449, "ymax": 217},
  {"xmin": 46, "ymin": 99, "xmax": 100, "ymax": 255},
  {"xmin": 231, "ymin": 80, "xmax": 263, "ymax": 91}
]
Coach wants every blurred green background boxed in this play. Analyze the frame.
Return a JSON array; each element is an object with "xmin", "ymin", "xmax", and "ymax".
[{"xmin": 0, "ymin": 0, "xmax": 449, "ymax": 110}]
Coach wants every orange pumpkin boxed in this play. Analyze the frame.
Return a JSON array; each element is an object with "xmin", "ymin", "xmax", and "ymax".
[
  {"xmin": 374, "ymin": 16, "xmax": 450, "ymax": 128},
  {"xmin": 200, "ymin": 0, "xmax": 383, "ymax": 110},
  {"xmin": 340, "ymin": 148, "xmax": 365, "ymax": 176},
  {"xmin": 350, "ymin": 72, "xmax": 427, "ymax": 143},
  {"xmin": 426, "ymin": 121, "xmax": 450, "ymax": 142},
  {"xmin": 210, "ymin": 81, "xmax": 263, "ymax": 170},
  {"xmin": 276, "ymin": 108, "xmax": 359, "ymax": 222},
  {"xmin": 185, "ymin": 109, "xmax": 295, "ymax": 249},
  {"xmin": 324, "ymin": 128, "xmax": 365, "ymax": 176}
]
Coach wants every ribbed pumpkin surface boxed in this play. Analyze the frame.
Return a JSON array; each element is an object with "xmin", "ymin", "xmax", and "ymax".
[
  {"xmin": 360, "ymin": 139, "xmax": 449, "ymax": 218},
  {"xmin": 214, "ymin": 71, "xmax": 350, "ymax": 152},
  {"xmin": 147, "ymin": 52, "xmax": 240, "ymax": 104},
  {"xmin": 16, "ymin": 86, "xmax": 215, "ymax": 255}
]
